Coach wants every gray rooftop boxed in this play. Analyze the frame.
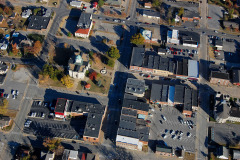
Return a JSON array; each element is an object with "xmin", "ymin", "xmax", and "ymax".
[
  {"xmin": 125, "ymin": 78, "xmax": 145, "ymax": 95},
  {"xmin": 143, "ymin": 9, "xmax": 160, "ymax": 18},
  {"xmin": 232, "ymin": 69, "xmax": 240, "ymax": 83},
  {"xmin": 27, "ymin": 16, "xmax": 50, "ymax": 30},
  {"xmin": 182, "ymin": 9, "xmax": 200, "ymax": 18},
  {"xmin": 77, "ymin": 13, "xmax": 92, "ymax": 29}
]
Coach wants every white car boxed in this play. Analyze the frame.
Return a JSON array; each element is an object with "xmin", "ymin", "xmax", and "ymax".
[
  {"xmin": 11, "ymin": 90, "xmax": 15, "ymax": 95},
  {"xmin": 12, "ymin": 95, "xmax": 15, "ymax": 99},
  {"xmin": 15, "ymin": 90, "xmax": 19, "ymax": 95},
  {"xmin": 187, "ymin": 132, "xmax": 192, "ymax": 137},
  {"xmin": 6, "ymin": 94, "xmax": 9, "ymax": 98}
]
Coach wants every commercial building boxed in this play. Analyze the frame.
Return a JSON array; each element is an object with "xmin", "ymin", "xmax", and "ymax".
[
  {"xmin": 125, "ymin": 78, "xmax": 145, "ymax": 97},
  {"xmin": 167, "ymin": 29, "xmax": 180, "ymax": 44},
  {"xmin": 130, "ymin": 47, "xmax": 199, "ymax": 80},
  {"xmin": 62, "ymin": 149, "xmax": 95, "ymax": 160},
  {"xmin": 54, "ymin": 98, "xmax": 107, "ymax": 143},
  {"xmin": 214, "ymin": 39, "xmax": 223, "ymax": 50},
  {"xmin": 68, "ymin": 52, "xmax": 90, "ymax": 79},
  {"xmin": 27, "ymin": 16, "xmax": 50, "ymax": 31},
  {"xmin": 144, "ymin": 2, "xmax": 152, "ymax": 8},
  {"xmin": 150, "ymin": 84, "xmax": 198, "ymax": 115},
  {"xmin": 233, "ymin": 150, "xmax": 240, "ymax": 160},
  {"xmin": 75, "ymin": 13, "xmax": 92, "ymax": 38},
  {"xmin": 231, "ymin": 69, "xmax": 240, "ymax": 86},
  {"xmin": 142, "ymin": 9, "xmax": 160, "ymax": 19},
  {"xmin": 22, "ymin": 9, "xmax": 32, "ymax": 18},
  {"xmin": 182, "ymin": 10, "xmax": 200, "ymax": 22},
  {"xmin": 155, "ymin": 144, "xmax": 173, "ymax": 157},
  {"xmin": 116, "ymin": 96, "xmax": 149, "ymax": 151},
  {"xmin": 209, "ymin": 65, "xmax": 230, "ymax": 86},
  {"xmin": 179, "ymin": 31, "xmax": 200, "ymax": 48}
]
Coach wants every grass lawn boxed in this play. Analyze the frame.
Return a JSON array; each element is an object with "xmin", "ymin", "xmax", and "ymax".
[
  {"xmin": 184, "ymin": 152, "xmax": 195, "ymax": 160},
  {"xmin": 39, "ymin": 76, "xmax": 65, "ymax": 88},
  {"xmin": 78, "ymin": 75, "xmax": 111, "ymax": 94},
  {"xmin": 226, "ymin": 120, "xmax": 240, "ymax": 125},
  {"xmin": 0, "ymin": 110, "xmax": 17, "ymax": 118},
  {"xmin": 2, "ymin": 120, "xmax": 13, "ymax": 132}
]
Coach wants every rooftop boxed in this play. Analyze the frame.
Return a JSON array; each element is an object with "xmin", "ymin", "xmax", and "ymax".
[
  {"xmin": 211, "ymin": 71, "xmax": 230, "ymax": 80},
  {"xmin": 232, "ymin": 69, "xmax": 240, "ymax": 83},
  {"xmin": 156, "ymin": 144, "xmax": 172, "ymax": 153},
  {"xmin": 69, "ymin": 100, "xmax": 105, "ymax": 114},
  {"xmin": 122, "ymin": 99, "xmax": 149, "ymax": 112},
  {"xmin": 55, "ymin": 98, "xmax": 68, "ymax": 113},
  {"xmin": 125, "ymin": 78, "xmax": 145, "ymax": 95},
  {"xmin": 83, "ymin": 113, "xmax": 103, "ymax": 138},
  {"xmin": 142, "ymin": 9, "xmax": 160, "ymax": 18},
  {"xmin": 182, "ymin": 9, "xmax": 200, "ymax": 18},
  {"xmin": 27, "ymin": 16, "xmax": 50, "ymax": 30},
  {"xmin": 77, "ymin": 13, "xmax": 92, "ymax": 29}
]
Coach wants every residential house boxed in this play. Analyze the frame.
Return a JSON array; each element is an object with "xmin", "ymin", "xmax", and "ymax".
[
  {"xmin": 93, "ymin": 2, "xmax": 98, "ymax": 8},
  {"xmin": 40, "ymin": 0, "xmax": 49, "ymax": 2},
  {"xmin": 27, "ymin": 16, "xmax": 50, "ymax": 31},
  {"xmin": 68, "ymin": 52, "xmax": 90, "ymax": 79},
  {"xmin": 0, "ymin": 38, "xmax": 9, "ymax": 50},
  {"xmin": 167, "ymin": 29, "xmax": 180, "ymax": 44},
  {"xmin": 214, "ymin": 39, "xmax": 223, "ymax": 50},
  {"xmin": 125, "ymin": 78, "xmax": 145, "ymax": 97},
  {"xmin": 12, "ymin": 32, "xmax": 32, "ymax": 49},
  {"xmin": 70, "ymin": 0, "xmax": 82, "ymax": 8},
  {"xmin": 233, "ymin": 150, "xmax": 240, "ymax": 160},
  {"xmin": 155, "ymin": 144, "xmax": 173, "ymax": 157},
  {"xmin": 182, "ymin": 10, "xmax": 200, "ymax": 22},
  {"xmin": 209, "ymin": 64, "xmax": 230, "ymax": 86},
  {"xmin": 142, "ymin": 9, "xmax": 160, "ymax": 19},
  {"xmin": 0, "ymin": 15, "xmax": 4, "ymax": 24},
  {"xmin": 9, "ymin": 12, "xmax": 17, "ymax": 19},
  {"xmin": 22, "ymin": 9, "xmax": 32, "ymax": 18},
  {"xmin": 216, "ymin": 146, "xmax": 229, "ymax": 159},
  {"xmin": 144, "ymin": 2, "xmax": 152, "ymax": 8},
  {"xmin": 116, "ymin": 95, "xmax": 149, "ymax": 151},
  {"xmin": 231, "ymin": 69, "xmax": 240, "ymax": 86},
  {"xmin": 0, "ymin": 62, "xmax": 8, "ymax": 74},
  {"xmin": 223, "ymin": 20, "xmax": 239, "ymax": 30},
  {"xmin": 75, "ymin": 13, "xmax": 92, "ymax": 38},
  {"xmin": 54, "ymin": 98, "xmax": 107, "ymax": 143},
  {"xmin": 0, "ymin": 116, "xmax": 11, "ymax": 129},
  {"xmin": 40, "ymin": 151, "xmax": 55, "ymax": 160},
  {"xmin": 140, "ymin": 29, "xmax": 152, "ymax": 43}
]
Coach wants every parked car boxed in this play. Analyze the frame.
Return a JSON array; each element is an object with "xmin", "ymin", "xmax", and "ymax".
[
  {"xmin": 146, "ymin": 120, "xmax": 151, "ymax": 123},
  {"xmin": 12, "ymin": 95, "xmax": 15, "ymax": 99},
  {"xmin": 16, "ymin": 90, "xmax": 19, "ymax": 95},
  {"xmin": 11, "ymin": 90, "xmax": 15, "ymax": 95},
  {"xmin": 187, "ymin": 132, "xmax": 192, "ymax": 137},
  {"xmin": 162, "ymin": 115, "xmax": 167, "ymax": 121}
]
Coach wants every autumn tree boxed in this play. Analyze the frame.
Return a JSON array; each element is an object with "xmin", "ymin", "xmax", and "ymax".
[
  {"xmin": 3, "ymin": 6, "xmax": 12, "ymax": 15},
  {"xmin": 152, "ymin": 0, "xmax": 161, "ymax": 7},
  {"xmin": 107, "ymin": 46, "xmax": 120, "ymax": 59},
  {"xmin": 60, "ymin": 75, "xmax": 73, "ymax": 88},
  {"xmin": 178, "ymin": 7, "xmax": 184, "ymax": 16},
  {"xmin": 130, "ymin": 33, "xmax": 145, "ymax": 45},
  {"xmin": 98, "ymin": 0, "xmax": 104, "ymax": 8},
  {"xmin": 89, "ymin": 71, "xmax": 97, "ymax": 81},
  {"xmin": 107, "ymin": 58, "xmax": 115, "ymax": 67},
  {"xmin": 11, "ymin": 43, "xmax": 19, "ymax": 56},
  {"xmin": 43, "ymin": 138, "xmax": 64, "ymax": 155},
  {"xmin": 32, "ymin": 41, "xmax": 42, "ymax": 55}
]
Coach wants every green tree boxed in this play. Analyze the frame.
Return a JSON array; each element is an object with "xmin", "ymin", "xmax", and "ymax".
[
  {"xmin": 107, "ymin": 46, "xmax": 120, "ymax": 59},
  {"xmin": 152, "ymin": 0, "xmax": 161, "ymax": 7},
  {"xmin": 178, "ymin": 7, "xmax": 184, "ymax": 16},
  {"xmin": 88, "ymin": 50, "xmax": 94, "ymax": 59},
  {"xmin": 98, "ymin": 0, "xmax": 104, "ymax": 8},
  {"xmin": 33, "ymin": 8, "xmax": 41, "ymax": 15},
  {"xmin": 107, "ymin": 58, "xmax": 115, "ymax": 67},
  {"xmin": 43, "ymin": 138, "xmax": 64, "ymax": 153},
  {"xmin": 67, "ymin": 32, "xmax": 72, "ymax": 37},
  {"xmin": 130, "ymin": 33, "xmax": 145, "ymax": 45}
]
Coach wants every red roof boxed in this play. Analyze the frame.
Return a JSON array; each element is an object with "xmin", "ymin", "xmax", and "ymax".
[
  {"xmin": 75, "ymin": 28, "xmax": 90, "ymax": 35},
  {"xmin": 85, "ymin": 83, "xmax": 91, "ymax": 89}
]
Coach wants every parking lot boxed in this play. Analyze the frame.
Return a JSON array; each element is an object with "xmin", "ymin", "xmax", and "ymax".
[
  {"xmin": 209, "ymin": 123, "xmax": 240, "ymax": 146},
  {"xmin": 208, "ymin": 4, "xmax": 223, "ymax": 30},
  {"xmin": 0, "ymin": 67, "xmax": 30, "ymax": 110},
  {"xmin": 149, "ymin": 105, "xmax": 196, "ymax": 153}
]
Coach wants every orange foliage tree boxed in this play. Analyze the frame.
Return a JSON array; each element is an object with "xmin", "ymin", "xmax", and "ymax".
[
  {"xmin": 89, "ymin": 71, "xmax": 97, "ymax": 81},
  {"xmin": 11, "ymin": 43, "xmax": 18, "ymax": 56},
  {"xmin": 33, "ymin": 41, "xmax": 42, "ymax": 55}
]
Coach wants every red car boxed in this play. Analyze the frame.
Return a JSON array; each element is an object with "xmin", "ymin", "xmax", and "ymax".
[
  {"xmin": 207, "ymin": 16, "xmax": 212, "ymax": 19},
  {"xmin": 0, "ymin": 93, "xmax": 3, "ymax": 97}
]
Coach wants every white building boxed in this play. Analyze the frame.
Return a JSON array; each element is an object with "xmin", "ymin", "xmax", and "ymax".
[
  {"xmin": 75, "ymin": 13, "xmax": 92, "ymax": 38},
  {"xmin": 68, "ymin": 53, "xmax": 90, "ymax": 79},
  {"xmin": 70, "ymin": 1, "xmax": 82, "ymax": 8},
  {"xmin": 167, "ymin": 30, "xmax": 179, "ymax": 44}
]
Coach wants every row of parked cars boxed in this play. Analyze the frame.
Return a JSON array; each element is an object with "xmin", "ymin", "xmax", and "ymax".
[{"xmin": 1, "ymin": 89, "xmax": 19, "ymax": 99}]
